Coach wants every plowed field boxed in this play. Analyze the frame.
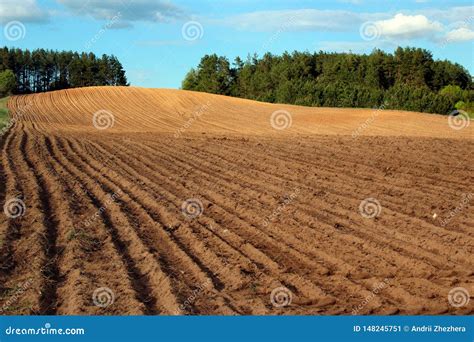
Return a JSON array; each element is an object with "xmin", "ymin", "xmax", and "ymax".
[{"xmin": 0, "ymin": 86, "xmax": 472, "ymax": 315}]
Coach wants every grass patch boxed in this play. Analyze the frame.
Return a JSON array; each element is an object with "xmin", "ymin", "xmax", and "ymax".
[
  {"xmin": 67, "ymin": 228, "xmax": 102, "ymax": 252},
  {"xmin": 0, "ymin": 97, "xmax": 9, "ymax": 131}
]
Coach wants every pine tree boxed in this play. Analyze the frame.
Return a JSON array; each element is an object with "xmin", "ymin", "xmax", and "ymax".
[{"xmin": 182, "ymin": 47, "xmax": 472, "ymax": 115}]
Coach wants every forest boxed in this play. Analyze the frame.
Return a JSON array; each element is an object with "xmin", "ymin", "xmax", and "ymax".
[
  {"xmin": 182, "ymin": 47, "xmax": 474, "ymax": 115},
  {"xmin": 0, "ymin": 47, "xmax": 128, "ymax": 95}
]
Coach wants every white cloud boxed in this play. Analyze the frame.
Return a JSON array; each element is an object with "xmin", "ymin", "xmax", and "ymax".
[
  {"xmin": 420, "ymin": 6, "xmax": 474, "ymax": 24},
  {"xmin": 373, "ymin": 13, "xmax": 443, "ymax": 39},
  {"xmin": 216, "ymin": 7, "xmax": 474, "ymax": 43},
  {"xmin": 57, "ymin": 0, "xmax": 187, "ymax": 27},
  {"xmin": 444, "ymin": 27, "xmax": 474, "ymax": 43},
  {"xmin": 0, "ymin": 0, "xmax": 49, "ymax": 23},
  {"xmin": 219, "ymin": 9, "xmax": 382, "ymax": 32}
]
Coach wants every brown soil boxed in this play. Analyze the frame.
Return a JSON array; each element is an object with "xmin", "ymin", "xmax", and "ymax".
[{"xmin": 0, "ymin": 86, "xmax": 472, "ymax": 315}]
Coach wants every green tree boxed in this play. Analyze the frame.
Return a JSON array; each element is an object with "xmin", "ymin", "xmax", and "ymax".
[
  {"xmin": 0, "ymin": 46, "xmax": 128, "ymax": 93},
  {"xmin": 439, "ymin": 85, "xmax": 467, "ymax": 103},
  {"xmin": 0, "ymin": 69, "xmax": 16, "ymax": 96},
  {"xmin": 182, "ymin": 68, "xmax": 198, "ymax": 90},
  {"xmin": 183, "ymin": 54, "xmax": 233, "ymax": 95},
  {"xmin": 181, "ymin": 47, "xmax": 472, "ymax": 115}
]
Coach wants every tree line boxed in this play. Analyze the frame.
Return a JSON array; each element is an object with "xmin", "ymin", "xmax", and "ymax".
[
  {"xmin": 0, "ymin": 47, "xmax": 128, "ymax": 96},
  {"xmin": 182, "ymin": 47, "xmax": 473, "ymax": 115}
]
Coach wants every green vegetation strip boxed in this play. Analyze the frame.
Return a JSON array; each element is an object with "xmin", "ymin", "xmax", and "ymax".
[
  {"xmin": 0, "ymin": 97, "xmax": 9, "ymax": 132},
  {"xmin": 183, "ymin": 48, "xmax": 474, "ymax": 116}
]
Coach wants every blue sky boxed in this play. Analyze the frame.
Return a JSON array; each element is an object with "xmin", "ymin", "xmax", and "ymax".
[{"xmin": 1, "ymin": 0, "xmax": 473, "ymax": 88}]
